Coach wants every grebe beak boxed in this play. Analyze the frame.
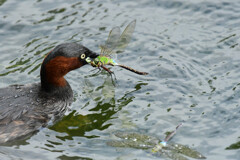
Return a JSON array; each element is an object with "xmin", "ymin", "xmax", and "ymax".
[
  {"xmin": 85, "ymin": 51, "xmax": 99, "ymax": 64},
  {"xmin": 89, "ymin": 51, "xmax": 99, "ymax": 59}
]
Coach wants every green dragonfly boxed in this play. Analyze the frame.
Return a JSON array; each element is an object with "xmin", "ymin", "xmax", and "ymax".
[
  {"xmin": 86, "ymin": 20, "xmax": 148, "ymax": 75},
  {"xmin": 107, "ymin": 124, "xmax": 206, "ymax": 160}
]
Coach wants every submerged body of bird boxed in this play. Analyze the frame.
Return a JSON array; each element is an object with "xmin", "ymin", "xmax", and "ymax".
[{"xmin": 86, "ymin": 20, "xmax": 148, "ymax": 75}]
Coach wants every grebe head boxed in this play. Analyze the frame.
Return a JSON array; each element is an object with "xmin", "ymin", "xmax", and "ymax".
[{"xmin": 40, "ymin": 43, "xmax": 98, "ymax": 92}]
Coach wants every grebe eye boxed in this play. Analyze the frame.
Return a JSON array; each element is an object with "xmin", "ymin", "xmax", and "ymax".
[{"xmin": 81, "ymin": 54, "xmax": 86, "ymax": 59}]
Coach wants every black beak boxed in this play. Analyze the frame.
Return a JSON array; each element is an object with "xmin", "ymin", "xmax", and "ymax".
[
  {"xmin": 89, "ymin": 51, "xmax": 99, "ymax": 59},
  {"xmin": 83, "ymin": 46, "xmax": 99, "ymax": 59}
]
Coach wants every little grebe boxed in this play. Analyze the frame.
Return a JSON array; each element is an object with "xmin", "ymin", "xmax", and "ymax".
[{"xmin": 0, "ymin": 43, "xmax": 98, "ymax": 144}]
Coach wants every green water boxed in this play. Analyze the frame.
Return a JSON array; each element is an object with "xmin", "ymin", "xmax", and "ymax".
[{"xmin": 0, "ymin": 0, "xmax": 240, "ymax": 159}]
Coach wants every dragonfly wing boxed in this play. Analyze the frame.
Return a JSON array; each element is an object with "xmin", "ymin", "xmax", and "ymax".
[
  {"xmin": 117, "ymin": 20, "xmax": 136, "ymax": 51},
  {"xmin": 100, "ymin": 27, "xmax": 121, "ymax": 55}
]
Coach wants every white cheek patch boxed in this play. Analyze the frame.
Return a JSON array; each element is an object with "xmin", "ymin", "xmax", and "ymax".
[{"xmin": 85, "ymin": 57, "xmax": 91, "ymax": 63}]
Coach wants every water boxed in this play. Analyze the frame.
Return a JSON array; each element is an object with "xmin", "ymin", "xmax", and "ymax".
[{"xmin": 0, "ymin": 0, "xmax": 240, "ymax": 159}]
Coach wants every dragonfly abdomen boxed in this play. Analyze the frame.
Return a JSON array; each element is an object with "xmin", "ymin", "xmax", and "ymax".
[{"xmin": 118, "ymin": 64, "xmax": 148, "ymax": 75}]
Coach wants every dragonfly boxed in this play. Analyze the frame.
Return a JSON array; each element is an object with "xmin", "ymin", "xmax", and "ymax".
[{"xmin": 86, "ymin": 20, "xmax": 148, "ymax": 75}]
